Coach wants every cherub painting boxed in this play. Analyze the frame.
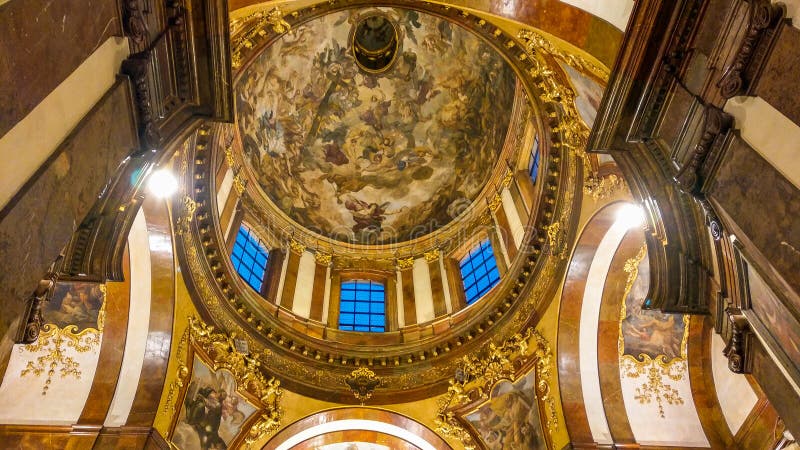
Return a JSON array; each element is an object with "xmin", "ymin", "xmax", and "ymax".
[
  {"xmin": 621, "ymin": 252, "xmax": 686, "ymax": 361},
  {"xmin": 465, "ymin": 372, "xmax": 547, "ymax": 450},
  {"xmin": 43, "ymin": 282, "xmax": 104, "ymax": 331},
  {"xmin": 172, "ymin": 356, "xmax": 257, "ymax": 450}
]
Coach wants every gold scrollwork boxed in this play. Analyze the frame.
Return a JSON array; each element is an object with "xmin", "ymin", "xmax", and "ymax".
[
  {"xmin": 517, "ymin": 30, "xmax": 610, "ymax": 82},
  {"xmin": 618, "ymin": 246, "xmax": 689, "ymax": 418},
  {"xmin": 165, "ymin": 317, "xmax": 283, "ymax": 448},
  {"xmin": 176, "ymin": 195, "xmax": 198, "ymax": 235},
  {"xmin": 19, "ymin": 324, "xmax": 102, "ymax": 396},
  {"xmin": 435, "ymin": 328, "xmax": 558, "ymax": 449},
  {"xmin": 345, "ymin": 367, "xmax": 381, "ymax": 403}
]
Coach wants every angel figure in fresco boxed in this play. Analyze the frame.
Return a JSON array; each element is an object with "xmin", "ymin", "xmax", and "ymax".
[{"xmin": 345, "ymin": 198, "xmax": 391, "ymax": 233}]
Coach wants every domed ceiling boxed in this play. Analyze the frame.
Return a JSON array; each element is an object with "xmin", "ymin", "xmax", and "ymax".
[{"xmin": 235, "ymin": 7, "xmax": 518, "ymax": 245}]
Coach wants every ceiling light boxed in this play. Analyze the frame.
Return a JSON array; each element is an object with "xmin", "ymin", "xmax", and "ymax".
[
  {"xmin": 617, "ymin": 203, "xmax": 645, "ymax": 229},
  {"xmin": 147, "ymin": 169, "xmax": 178, "ymax": 198}
]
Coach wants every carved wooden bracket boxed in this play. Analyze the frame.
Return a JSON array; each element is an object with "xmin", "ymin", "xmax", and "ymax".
[
  {"xmin": 673, "ymin": 105, "xmax": 733, "ymax": 240},
  {"xmin": 120, "ymin": 0, "xmax": 233, "ymax": 153},
  {"xmin": 723, "ymin": 307, "xmax": 754, "ymax": 374},
  {"xmin": 718, "ymin": 0, "xmax": 786, "ymax": 99},
  {"xmin": 14, "ymin": 280, "xmax": 53, "ymax": 344}
]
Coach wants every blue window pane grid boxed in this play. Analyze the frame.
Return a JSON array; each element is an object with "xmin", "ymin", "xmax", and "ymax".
[
  {"xmin": 460, "ymin": 239, "xmax": 501, "ymax": 305},
  {"xmin": 230, "ymin": 225, "xmax": 270, "ymax": 293},
  {"xmin": 338, "ymin": 280, "xmax": 386, "ymax": 332}
]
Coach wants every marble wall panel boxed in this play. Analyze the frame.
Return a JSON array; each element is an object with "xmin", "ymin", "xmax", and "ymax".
[{"xmin": 0, "ymin": 0, "xmax": 121, "ymax": 136}]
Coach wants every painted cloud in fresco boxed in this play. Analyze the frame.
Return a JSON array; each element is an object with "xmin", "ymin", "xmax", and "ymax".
[
  {"xmin": 621, "ymin": 252, "xmax": 686, "ymax": 361},
  {"xmin": 236, "ymin": 8, "xmax": 517, "ymax": 244}
]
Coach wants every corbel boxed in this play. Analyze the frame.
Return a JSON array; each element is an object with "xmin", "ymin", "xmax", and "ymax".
[
  {"xmin": 718, "ymin": 0, "xmax": 787, "ymax": 99},
  {"xmin": 723, "ymin": 306, "xmax": 754, "ymax": 374}
]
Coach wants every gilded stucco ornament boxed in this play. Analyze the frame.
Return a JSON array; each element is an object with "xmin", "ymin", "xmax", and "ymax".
[
  {"xmin": 435, "ymin": 328, "xmax": 558, "ymax": 449},
  {"xmin": 164, "ymin": 317, "xmax": 284, "ymax": 448},
  {"xmin": 584, "ymin": 173, "xmax": 625, "ymax": 201},
  {"xmin": 231, "ymin": 7, "xmax": 291, "ymax": 69},
  {"xmin": 619, "ymin": 247, "xmax": 689, "ymax": 418},
  {"xmin": 18, "ymin": 285, "xmax": 105, "ymax": 396},
  {"xmin": 175, "ymin": 195, "xmax": 197, "ymax": 235},
  {"xmin": 517, "ymin": 29, "xmax": 610, "ymax": 82},
  {"xmin": 396, "ymin": 256, "xmax": 415, "ymax": 270},
  {"xmin": 346, "ymin": 367, "xmax": 381, "ymax": 403}
]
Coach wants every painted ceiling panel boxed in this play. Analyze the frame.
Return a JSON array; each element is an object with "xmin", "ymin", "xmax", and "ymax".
[{"xmin": 236, "ymin": 7, "xmax": 517, "ymax": 244}]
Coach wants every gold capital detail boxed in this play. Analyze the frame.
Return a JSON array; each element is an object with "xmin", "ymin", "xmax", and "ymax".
[
  {"xmin": 423, "ymin": 249, "xmax": 440, "ymax": 263},
  {"xmin": 314, "ymin": 251, "xmax": 332, "ymax": 266},
  {"xmin": 396, "ymin": 256, "xmax": 414, "ymax": 270},
  {"xmin": 289, "ymin": 239, "xmax": 306, "ymax": 255}
]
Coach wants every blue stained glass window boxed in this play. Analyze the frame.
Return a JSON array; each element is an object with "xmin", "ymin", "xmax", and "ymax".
[
  {"xmin": 459, "ymin": 239, "xmax": 501, "ymax": 305},
  {"xmin": 528, "ymin": 136, "xmax": 540, "ymax": 184},
  {"xmin": 231, "ymin": 225, "xmax": 269, "ymax": 293},
  {"xmin": 339, "ymin": 280, "xmax": 386, "ymax": 332}
]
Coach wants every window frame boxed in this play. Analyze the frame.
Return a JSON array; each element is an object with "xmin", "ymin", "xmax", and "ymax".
[
  {"xmin": 458, "ymin": 238, "xmax": 502, "ymax": 305},
  {"xmin": 230, "ymin": 224, "xmax": 270, "ymax": 294},
  {"xmin": 337, "ymin": 278, "xmax": 387, "ymax": 333}
]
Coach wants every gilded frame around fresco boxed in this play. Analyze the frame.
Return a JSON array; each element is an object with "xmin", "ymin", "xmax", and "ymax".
[
  {"xmin": 164, "ymin": 317, "xmax": 283, "ymax": 449},
  {"xmin": 434, "ymin": 328, "xmax": 557, "ymax": 450}
]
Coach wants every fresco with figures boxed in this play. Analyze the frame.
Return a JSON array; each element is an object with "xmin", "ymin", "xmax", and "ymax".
[
  {"xmin": 620, "ymin": 251, "xmax": 685, "ymax": 361},
  {"xmin": 172, "ymin": 355, "xmax": 258, "ymax": 450},
  {"xmin": 465, "ymin": 371, "xmax": 547, "ymax": 450},
  {"xmin": 43, "ymin": 282, "xmax": 105, "ymax": 331},
  {"xmin": 236, "ymin": 8, "xmax": 517, "ymax": 244}
]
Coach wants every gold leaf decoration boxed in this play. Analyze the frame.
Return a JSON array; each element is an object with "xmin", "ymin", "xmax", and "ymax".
[
  {"xmin": 619, "ymin": 246, "xmax": 690, "ymax": 418},
  {"xmin": 423, "ymin": 248, "xmax": 440, "ymax": 262},
  {"xmin": 396, "ymin": 256, "xmax": 415, "ymax": 270},
  {"xmin": 19, "ymin": 324, "xmax": 101, "ymax": 395},
  {"xmin": 435, "ymin": 328, "xmax": 558, "ymax": 449},
  {"xmin": 345, "ymin": 367, "xmax": 381, "ymax": 403},
  {"xmin": 584, "ymin": 174, "xmax": 625, "ymax": 202},
  {"xmin": 166, "ymin": 317, "xmax": 283, "ymax": 448},
  {"xmin": 517, "ymin": 29, "xmax": 610, "ymax": 82}
]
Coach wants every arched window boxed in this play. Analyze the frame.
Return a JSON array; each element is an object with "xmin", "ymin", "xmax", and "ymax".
[
  {"xmin": 231, "ymin": 224, "xmax": 269, "ymax": 292},
  {"xmin": 338, "ymin": 280, "xmax": 386, "ymax": 332},
  {"xmin": 459, "ymin": 239, "xmax": 501, "ymax": 305},
  {"xmin": 528, "ymin": 135, "xmax": 540, "ymax": 184}
]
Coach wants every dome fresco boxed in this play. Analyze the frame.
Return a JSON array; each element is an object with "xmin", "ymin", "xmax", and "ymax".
[{"xmin": 235, "ymin": 7, "xmax": 517, "ymax": 245}]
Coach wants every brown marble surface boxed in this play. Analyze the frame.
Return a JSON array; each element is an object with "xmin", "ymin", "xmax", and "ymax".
[
  {"xmin": 0, "ymin": 0, "xmax": 121, "ymax": 136},
  {"xmin": 755, "ymin": 25, "xmax": 800, "ymax": 127},
  {"xmin": 0, "ymin": 80, "xmax": 136, "ymax": 340},
  {"xmin": 709, "ymin": 135, "xmax": 800, "ymax": 306},
  {"xmin": 597, "ymin": 229, "xmax": 641, "ymax": 444},
  {"xmin": 125, "ymin": 197, "xmax": 175, "ymax": 428},
  {"xmin": 558, "ymin": 204, "xmax": 622, "ymax": 446}
]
